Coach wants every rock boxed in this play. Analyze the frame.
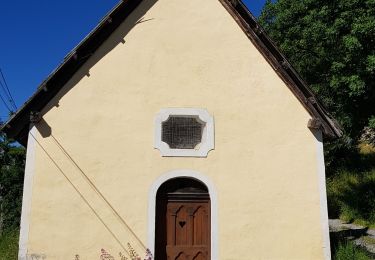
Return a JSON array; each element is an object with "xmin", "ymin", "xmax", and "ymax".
[{"xmin": 329, "ymin": 219, "xmax": 375, "ymax": 256}]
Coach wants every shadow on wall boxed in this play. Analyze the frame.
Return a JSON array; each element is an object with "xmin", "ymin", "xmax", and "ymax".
[
  {"xmin": 32, "ymin": 119, "xmax": 149, "ymax": 258},
  {"xmin": 36, "ymin": 118, "xmax": 52, "ymax": 138},
  {"xmin": 310, "ymin": 128, "xmax": 323, "ymax": 143},
  {"xmin": 41, "ymin": 0, "xmax": 159, "ymax": 115},
  {"xmin": 29, "ymin": 2, "xmax": 160, "ymax": 256}
]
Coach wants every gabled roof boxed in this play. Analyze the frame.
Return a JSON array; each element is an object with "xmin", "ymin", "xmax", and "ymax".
[{"xmin": 0, "ymin": 0, "xmax": 342, "ymax": 146}]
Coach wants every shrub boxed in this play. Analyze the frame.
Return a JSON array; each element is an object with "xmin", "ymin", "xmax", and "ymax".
[{"xmin": 0, "ymin": 134, "xmax": 25, "ymax": 233}]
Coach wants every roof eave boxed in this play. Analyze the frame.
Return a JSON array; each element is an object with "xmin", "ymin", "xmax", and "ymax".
[
  {"xmin": 219, "ymin": 0, "xmax": 342, "ymax": 138},
  {"xmin": 0, "ymin": 0, "xmax": 144, "ymax": 146},
  {"xmin": 0, "ymin": 0, "xmax": 342, "ymax": 146}
]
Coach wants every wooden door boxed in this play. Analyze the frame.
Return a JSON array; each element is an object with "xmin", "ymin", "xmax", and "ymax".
[{"xmin": 155, "ymin": 178, "xmax": 211, "ymax": 260}]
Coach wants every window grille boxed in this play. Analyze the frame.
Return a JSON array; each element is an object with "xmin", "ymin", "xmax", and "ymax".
[
  {"xmin": 162, "ymin": 116, "xmax": 204, "ymax": 149},
  {"xmin": 154, "ymin": 108, "xmax": 214, "ymax": 157}
]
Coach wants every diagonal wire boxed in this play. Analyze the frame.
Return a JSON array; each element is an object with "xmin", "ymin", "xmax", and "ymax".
[
  {"xmin": 29, "ymin": 132, "xmax": 132, "ymax": 257},
  {"xmin": 0, "ymin": 69, "xmax": 17, "ymax": 110},
  {"xmin": 0, "ymin": 90, "xmax": 12, "ymax": 113},
  {"xmin": 0, "ymin": 115, "xmax": 8, "ymax": 123},
  {"xmin": 0, "ymin": 68, "xmax": 17, "ymax": 109},
  {"xmin": 0, "ymin": 74, "xmax": 11, "ymax": 101},
  {"xmin": 50, "ymin": 134, "xmax": 147, "ymax": 251}
]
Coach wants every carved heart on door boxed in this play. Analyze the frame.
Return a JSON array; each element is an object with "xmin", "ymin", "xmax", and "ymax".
[{"xmin": 179, "ymin": 221, "xmax": 186, "ymax": 228}]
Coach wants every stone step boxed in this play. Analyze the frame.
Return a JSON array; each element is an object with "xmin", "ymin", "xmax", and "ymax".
[{"xmin": 329, "ymin": 219, "xmax": 375, "ymax": 256}]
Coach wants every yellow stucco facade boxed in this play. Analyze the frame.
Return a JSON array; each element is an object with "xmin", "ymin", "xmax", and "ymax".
[{"xmin": 20, "ymin": 0, "xmax": 330, "ymax": 259}]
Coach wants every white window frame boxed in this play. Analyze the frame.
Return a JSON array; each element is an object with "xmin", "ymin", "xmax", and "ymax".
[{"xmin": 154, "ymin": 108, "xmax": 214, "ymax": 157}]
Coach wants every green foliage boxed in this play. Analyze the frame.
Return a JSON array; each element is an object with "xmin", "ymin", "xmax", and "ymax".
[
  {"xmin": 327, "ymin": 167, "xmax": 375, "ymax": 227},
  {"xmin": 259, "ymin": 0, "xmax": 375, "ymax": 170},
  {"xmin": 369, "ymin": 116, "xmax": 375, "ymax": 129},
  {"xmin": 0, "ymin": 228, "xmax": 19, "ymax": 260},
  {"xmin": 0, "ymin": 133, "xmax": 25, "ymax": 233},
  {"xmin": 333, "ymin": 241, "xmax": 371, "ymax": 260}
]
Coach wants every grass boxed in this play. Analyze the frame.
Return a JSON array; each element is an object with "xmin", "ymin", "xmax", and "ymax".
[
  {"xmin": 0, "ymin": 229, "xmax": 19, "ymax": 260},
  {"xmin": 327, "ymin": 142, "xmax": 375, "ymax": 228},
  {"xmin": 333, "ymin": 241, "xmax": 372, "ymax": 260},
  {"xmin": 327, "ymin": 168, "xmax": 375, "ymax": 227}
]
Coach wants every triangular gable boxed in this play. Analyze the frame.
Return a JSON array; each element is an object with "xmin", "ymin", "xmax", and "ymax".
[{"xmin": 0, "ymin": 0, "xmax": 342, "ymax": 146}]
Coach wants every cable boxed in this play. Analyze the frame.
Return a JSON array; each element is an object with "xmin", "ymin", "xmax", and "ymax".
[
  {"xmin": 0, "ymin": 69, "xmax": 17, "ymax": 110},
  {"xmin": 0, "ymin": 115, "xmax": 7, "ymax": 123},
  {"xmin": 50, "ymin": 135, "xmax": 147, "ymax": 251},
  {"xmin": 29, "ymin": 131, "xmax": 149, "ymax": 257},
  {"xmin": 0, "ymin": 79, "xmax": 13, "ymax": 109},
  {"xmin": 0, "ymin": 90, "xmax": 12, "ymax": 113},
  {"xmin": 29, "ymin": 132, "xmax": 132, "ymax": 257}
]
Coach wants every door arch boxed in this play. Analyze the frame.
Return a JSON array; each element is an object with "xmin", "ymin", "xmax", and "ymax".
[
  {"xmin": 155, "ymin": 177, "xmax": 211, "ymax": 260},
  {"xmin": 148, "ymin": 170, "xmax": 218, "ymax": 259}
]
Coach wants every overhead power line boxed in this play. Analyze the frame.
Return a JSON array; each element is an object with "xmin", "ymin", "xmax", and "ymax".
[
  {"xmin": 0, "ymin": 79, "xmax": 12, "ymax": 110},
  {"xmin": 0, "ymin": 115, "xmax": 9, "ymax": 125},
  {"xmin": 0, "ymin": 69, "xmax": 17, "ymax": 111},
  {"xmin": 0, "ymin": 90, "xmax": 13, "ymax": 113}
]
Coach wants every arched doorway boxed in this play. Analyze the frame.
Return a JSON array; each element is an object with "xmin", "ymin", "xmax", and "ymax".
[{"xmin": 155, "ymin": 178, "xmax": 211, "ymax": 260}]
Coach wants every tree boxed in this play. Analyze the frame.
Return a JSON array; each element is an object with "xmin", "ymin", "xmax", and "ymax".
[
  {"xmin": 0, "ymin": 131, "xmax": 25, "ymax": 234},
  {"xmin": 259, "ymin": 0, "xmax": 375, "ymax": 169}
]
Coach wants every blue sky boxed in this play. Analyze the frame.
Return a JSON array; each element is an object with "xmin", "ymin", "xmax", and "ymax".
[{"xmin": 0, "ymin": 0, "xmax": 266, "ymax": 122}]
